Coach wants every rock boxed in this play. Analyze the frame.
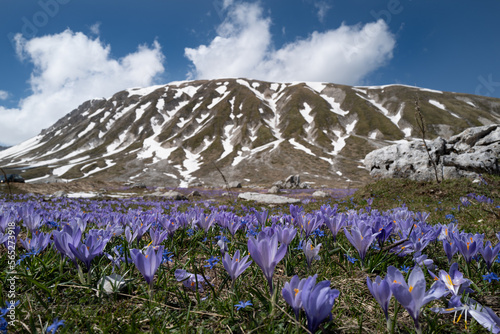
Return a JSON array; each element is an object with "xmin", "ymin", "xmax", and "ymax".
[
  {"xmin": 312, "ymin": 190, "xmax": 330, "ymax": 198},
  {"xmin": 284, "ymin": 175, "xmax": 301, "ymax": 189},
  {"xmin": 188, "ymin": 181, "xmax": 203, "ymax": 187},
  {"xmin": 364, "ymin": 124, "xmax": 500, "ymax": 181},
  {"xmin": 238, "ymin": 192, "xmax": 301, "ymax": 205},
  {"xmin": 131, "ymin": 183, "xmax": 147, "ymax": 189},
  {"xmin": 52, "ymin": 190, "xmax": 67, "ymax": 198},
  {"xmin": 268, "ymin": 185, "xmax": 281, "ymax": 194},
  {"xmin": 187, "ymin": 190, "xmax": 201, "ymax": 198},
  {"xmin": 299, "ymin": 182, "xmax": 311, "ymax": 189},
  {"xmin": 228, "ymin": 181, "xmax": 242, "ymax": 188},
  {"xmin": 161, "ymin": 190, "xmax": 188, "ymax": 200}
]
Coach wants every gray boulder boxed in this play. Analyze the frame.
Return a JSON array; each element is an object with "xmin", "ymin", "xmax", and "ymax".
[
  {"xmin": 312, "ymin": 190, "xmax": 330, "ymax": 198},
  {"xmin": 228, "ymin": 181, "xmax": 242, "ymax": 188},
  {"xmin": 268, "ymin": 185, "xmax": 281, "ymax": 194},
  {"xmin": 364, "ymin": 124, "xmax": 500, "ymax": 181},
  {"xmin": 238, "ymin": 192, "xmax": 301, "ymax": 205}
]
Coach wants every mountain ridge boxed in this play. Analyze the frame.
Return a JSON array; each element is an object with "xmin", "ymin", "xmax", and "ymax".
[{"xmin": 1, "ymin": 78, "xmax": 499, "ymax": 188}]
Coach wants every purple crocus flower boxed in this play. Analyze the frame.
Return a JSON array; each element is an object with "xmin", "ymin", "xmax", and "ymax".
[
  {"xmin": 52, "ymin": 226, "xmax": 82, "ymax": 265},
  {"xmin": 20, "ymin": 231, "xmax": 52, "ymax": 253},
  {"xmin": 302, "ymin": 239, "xmax": 321, "ymax": 269},
  {"xmin": 222, "ymin": 250, "xmax": 252, "ymax": 282},
  {"xmin": 442, "ymin": 239, "xmax": 458, "ymax": 263},
  {"xmin": 432, "ymin": 298, "xmax": 500, "ymax": 333},
  {"xmin": 387, "ymin": 265, "xmax": 447, "ymax": 333},
  {"xmin": 247, "ymin": 231, "xmax": 287, "ymax": 293},
  {"xmin": 343, "ymin": 225, "xmax": 379, "ymax": 265},
  {"xmin": 69, "ymin": 234, "xmax": 109, "ymax": 271},
  {"xmin": 431, "ymin": 262, "xmax": 471, "ymax": 297},
  {"xmin": 273, "ymin": 225, "xmax": 297, "ymax": 246},
  {"xmin": 323, "ymin": 212, "xmax": 346, "ymax": 242},
  {"xmin": 301, "ymin": 274, "xmax": 340, "ymax": 332},
  {"xmin": 282, "ymin": 275, "xmax": 308, "ymax": 319},
  {"xmin": 174, "ymin": 269, "xmax": 208, "ymax": 292},
  {"xmin": 455, "ymin": 234, "xmax": 479, "ymax": 264},
  {"xmin": 480, "ymin": 240, "xmax": 500, "ymax": 270},
  {"xmin": 366, "ymin": 275, "xmax": 392, "ymax": 321},
  {"xmin": 130, "ymin": 245, "xmax": 164, "ymax": 286}
]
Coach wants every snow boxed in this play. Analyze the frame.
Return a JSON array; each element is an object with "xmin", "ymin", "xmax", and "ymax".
[
  {"xmin": 88, "ymin": 107, "xmax": 107, "ymax": 118},
  {"xmin": 78, "ymin": 122, "xmax": 96, "ymax": 138},
  {"xmin": 0, "ymin": 135, "xmax": 44, "ymax": 160},
  {"xmin": 173, "ymin": 84, "xmax": 200, "ymax": 98},
  {"xmin": 215, "ymin": 85, "xmax": 227, "ymax": 95},
  {"xmin": 289, "ymin": 138, "xmax": 315, "ymax": 156},
  {"xmin": 299, "ymin": 103, "xmax": 314, "ymax": 123},
  {"xmin": 156, "ymin": 99, "xmax": 165, "ymax": 111},
  {"xmin": 466, "ymin": 101, "xmax": 476, "ymax": 108},
  {"xmin": 207, "ymin": 90, "xmax": 231, "ymax": 109},
  {"xmin": 429, "ymin": 99, "xmax": 461, "ymax": 118},
  {"xmin": 219, "ymin": 124, "xmax": 236, "ymax": 161},
  {"xmin": 26, "ymin": 174, "xmax": 51, "ymax": 183},
  {"xmin": 178, "ymin": 149, "xmax": 202, "ymax": 187},
  {"xmin": 134, "ymin": 102, "xmax": 151, "ymax": 122},
  {"xmin": 403, "ymin": 128, "xmax": 412, "ymax": 137},
  {"xmin": 53, "ymin": 163, "xmax": 77, "ymax": 177},
  {"xmin": 163, "ymin": 172, "xmax": 178, "ymax": 179},
  {"xmin": 252, "ymin": 82, "xmax": 260, "ymax": 88},
  {"xmin": 369, "ymin": 132, "xmax": 377, "ymax": 139},
  {"xmin": 270, "ymin": 83, "xmax": 281, "ymax": 91},
  {"xmin": 195, "ymin": 112, "xmax": 211, "ymax": 124},
  {"xmin": 429, "ymin": 99, "xmax": 446, "ymax": 110},
  {"xmin": 419, "ymin": 88, "xmax": 443, "ymax": 94},
  {"xmin": 356, "ymin": 94, "xmax": 401, "ymax": 126},
  {"xmin": 321, "ymin": 94, "xmax": 349, "ymax": 116},
  {"xmin": 305, "ymin": 82, "xmax": 327, "ymax": 93},
  {"xmin": 330, "ymin": 119, "xmax": 357, "ymax": 155},
  {"xmin": 352, "ymin": 88, "xmax": 367, "ymax": 95},
  {"xmin": 127, "ymin": 84, "xmax": 165, "ymax": 96},
  {"xmin": 336, "ymin": 171, "xmax": 342, "ymax": 176}
]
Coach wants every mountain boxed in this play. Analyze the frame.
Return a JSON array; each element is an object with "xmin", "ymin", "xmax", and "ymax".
[{"xmin": 1, "ymin": 78, "xmax": 499, "ymax": 188}]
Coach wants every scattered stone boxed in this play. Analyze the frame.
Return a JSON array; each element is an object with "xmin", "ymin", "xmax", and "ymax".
[
  {"xmin": 299, "ymin": 182, "xmax": 311, "ymax": 189},
  {"xmin": 228, "ymin": 181, "xmax": 242, "ymax": 188},
  {"xmin": 188, "ymin": 181, "xmax": 203, "ymax": 187},
  {"xmin": 284, "ymin": 175, "xmax": 301, "ymax": 189},
  {"xmin": 268, "ymin": 185, "xmax": 281, "ymax": 194},
  {"xmin": 160, "ymin": 190, "xmax": 188, "ymax": 200},
  {"xmin": 238, "ymin": 192, "xmax": 301, "ymax": 205},
  {"xmin": 52, "ymin": 190, "xmax": 67, "ymax": 198},
  {"xmin": 131, "ymin": 183, "xmax": 147, "ymax": 189},
  {"xmin": 187, "ymin": 190, "xmax": 201, "ymax": 198},
  {"xmin": 312, "ymin": 190, "xmax": 330, "ymax": 198},
  {"xmin": 364, "ymin": 124, "xmax": 500, "ymax": 181}
]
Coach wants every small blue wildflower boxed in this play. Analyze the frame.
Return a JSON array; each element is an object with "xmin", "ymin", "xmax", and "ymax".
[
  {"xmin": 295, "ymin": 239, "xmax": 304, "ymax": 251},
  {"xmin": 482, "ymin": 272, "xmax": 499, "ymax": 283},
  {"xmin": 215, "ymin": 235, "xmax": 230, "ymax": 244},
  {"xmin": 186, "ymin": 229, "xmax": 194, "ymax": 237},
  {"xmin": 46, "ymin": 317, "xmax": 65, "ymax": 333},
  {"xmin": 162, "ymin": 249, "xmax": 173, "ymax": 263},
  {"xmin": 313, "ymin": 229, "xmax": 324, "ymax": 238},
  {"xmin": 204, "ymin": 256, "xmax": 219, "ymax": 269},
  {"xmin": 234, "ymin": 300, "xmax": 253, "ymax": 311},
  {"xmin": 445, "ymin": 214, "xmax": 455, "ymax": 220},
  {"xmin": 345, "ymin": 254, "xmax": 358, "ymax": 264},
  {"xmin": 400, "ymin": 265, "xmax": 411, "ymax": 273}
]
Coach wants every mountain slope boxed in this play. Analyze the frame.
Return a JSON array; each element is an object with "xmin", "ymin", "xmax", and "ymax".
[{"xmin": 1, "ymin": 79, "xmax": 499, "ymax": 188}]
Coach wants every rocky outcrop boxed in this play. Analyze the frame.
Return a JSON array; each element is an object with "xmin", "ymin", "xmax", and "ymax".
[{"xmin": 364, "ymin": 124, "xmax": 500, "ymax": 181}]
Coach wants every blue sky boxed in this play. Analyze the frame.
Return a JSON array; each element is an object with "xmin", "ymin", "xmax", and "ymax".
[{"xmin": 1, "ymin": 0, "xmax": 499, "ymax": 146}]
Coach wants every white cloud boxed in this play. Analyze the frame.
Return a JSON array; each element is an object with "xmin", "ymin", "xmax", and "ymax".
[
  {"xmin": 314, "ymin": 1, "xmax": 331, "ymax": 23},
  {"xmin": 90, "ymin": 22, "xmax": 101, "ymax": 35},
  {"xmin": 186, "ymin": 2, "xmax": 395, "ymax": 85},
  {"xmin": 0, "ymin": 91, "xmax": 8, "ymax": 100},
  {"xmin": 0, "ymin": 29, "xmax": 164, "ymax": 146}
]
